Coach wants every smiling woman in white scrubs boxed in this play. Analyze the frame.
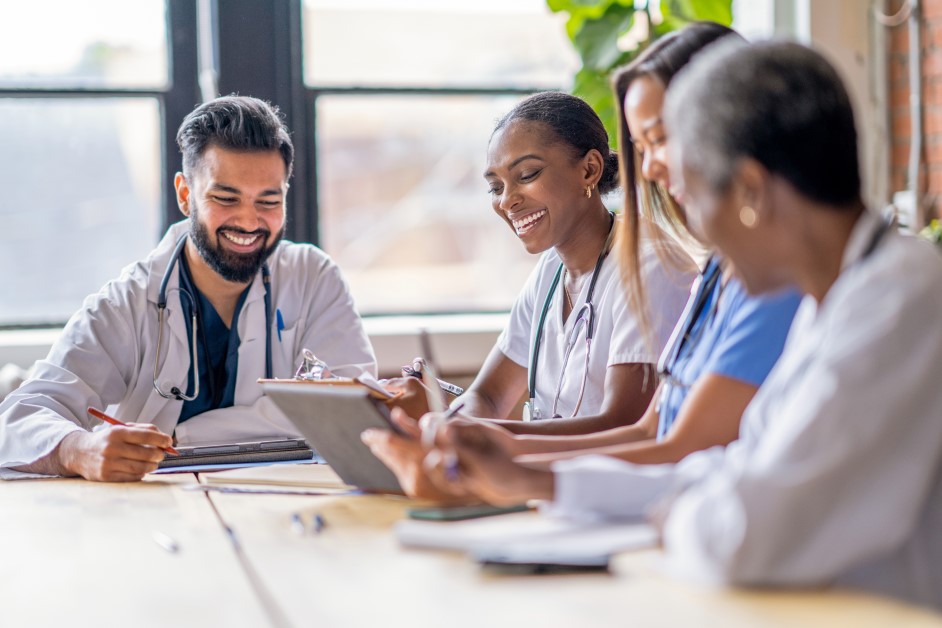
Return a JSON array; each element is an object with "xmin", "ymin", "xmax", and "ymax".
[
  {"xmin": 366, "ymin": 92, "xmax": 693, "ymax": 498},
  {"xmin": 420, "ymin": 41, "xmax": 942, "ymax": 608},
  {"xmin": 451, "ymin": 92, "xmax": 692, "ymax": 430}
]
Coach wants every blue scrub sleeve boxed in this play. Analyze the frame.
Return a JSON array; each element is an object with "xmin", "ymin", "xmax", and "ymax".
[{"xmin": 703, "ymin": 285, "xmax": 802, "ymax": 387}]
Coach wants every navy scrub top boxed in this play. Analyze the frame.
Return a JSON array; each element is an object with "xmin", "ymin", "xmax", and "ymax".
[{"xmin": 176, "ymin": 252, "xmax": 250, "ymax": 423}]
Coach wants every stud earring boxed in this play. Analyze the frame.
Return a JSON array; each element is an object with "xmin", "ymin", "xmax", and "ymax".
[
  {"xmin": 739, "ymin": 206, "xmax": 758, "ymax": 228},
  {"xmin": 585, "ymin": 185, "xmax": 592, "ymax": 199}
]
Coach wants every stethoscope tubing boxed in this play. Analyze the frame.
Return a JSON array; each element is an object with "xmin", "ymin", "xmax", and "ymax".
[
  {"xmin": 528, "ymin": 213, "xmax": 614, "ymax": 418},
  {"xmin": 153, "ymin": 234, "xmax": 273, "ymax": 401}
]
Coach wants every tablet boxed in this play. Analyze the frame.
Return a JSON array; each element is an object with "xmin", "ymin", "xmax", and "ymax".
[
  {"xmin": 158, "ymin": 437, "xmax": 314, "ymax": 469},
  {"xmin": 261, "ymin": 381, "xmax": 403, "ymax": 493}
]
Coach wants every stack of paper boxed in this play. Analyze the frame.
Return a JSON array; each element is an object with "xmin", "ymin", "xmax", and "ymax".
[
  {"xmin": 203, "ymin": 463, "xmax": 353, "ymax": 490},
  {"xmin": 396, "ymin": 512, "xmax": 657, "ymax": 562}
]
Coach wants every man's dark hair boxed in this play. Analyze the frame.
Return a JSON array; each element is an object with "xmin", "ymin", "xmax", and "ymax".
[
  {"xmin": 666, "ymin": 40, "xmax": 862, "ymax": 208},
  {"xmin": 493, "ymin": 91, "xmax": 620, "ymax": 195},
  {"xmin": 176, "ymin": 95, "xmax": 294, "ymax": 179}
]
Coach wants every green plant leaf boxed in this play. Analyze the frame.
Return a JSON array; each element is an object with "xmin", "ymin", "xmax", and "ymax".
[
  {"xmin": 659, "ymin": 0, "xmax": 733, "ymax": 26},
  {"xmin": 652, "ymin": 14, "xmax": 687, "ymax": 37},
  {"xmin": 550, "ymin": 0, "xmax": 614, "ymax": 21},
  {"xmin": 552, "ymin": 0, "xmax": 618, "ymax": 39},
  {"xmin": 548, "ymin": 0, "xmax": 607, "ymax": 11},
  {"xmin": 573, "ymin": 68, "xmax": 619, "ymax": 149},
  {"xmin": 920, "ymin": 219, "xmax": 942, "ymax": 245},
  {"xmin": 573, "ymin": 4, "xmax": 636, "ymax": 71},
  {"xmin": 547, "ymin": 0, "xmax": 733, "ymax": 149}
]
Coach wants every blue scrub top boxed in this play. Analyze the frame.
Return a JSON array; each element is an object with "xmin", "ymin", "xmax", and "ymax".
[
  {"xmin": 176, "ymin": 253, "xmax": 250, "ymax": 424},
  {"xmin": 656, "ymin": 260, "xmax": 802, "ymax": 441}
]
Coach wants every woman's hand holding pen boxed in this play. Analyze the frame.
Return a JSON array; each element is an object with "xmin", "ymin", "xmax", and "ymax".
[
  {"xmin": 382, "ymin": 377, "xmax": 433, "ymax": 420},
  {"xmin": 362, "ymin": 407, "xmax": 474, "ymax": 504},
  {"xmin": 423, "ymin": 421, "xmax": 555, "ymax": 507}
]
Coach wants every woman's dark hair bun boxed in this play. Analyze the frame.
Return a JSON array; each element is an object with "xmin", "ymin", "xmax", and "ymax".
[
  {"xmin": 495, "ymin": 91, "xmax": 620, "ymax": 195},
  {"xmin": 598, "ymin": 152, "xmax": 620, "ymax": 195}
]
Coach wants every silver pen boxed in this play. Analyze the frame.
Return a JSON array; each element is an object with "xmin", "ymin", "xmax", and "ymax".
[
  {"xmin": 152, "ymin": 531, "xmax": 179, "ymax": 554},
  {"xmin": 290, "ymin": 512, "xmax": 307, "ymax": 535}
]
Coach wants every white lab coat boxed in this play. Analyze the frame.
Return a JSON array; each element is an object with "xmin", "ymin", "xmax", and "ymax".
[
  {"xmin": 546, "ymin": 211, "xmax": 942, "ymax": 609},
  {"xmin": 0, "ymin": 221, "xmax": 376, "ymax": 469}
]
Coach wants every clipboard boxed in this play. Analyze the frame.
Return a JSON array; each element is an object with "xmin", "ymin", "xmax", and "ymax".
[{"xmin": 257, "ymin": 376, "xmax": 404, "ymax": 403}]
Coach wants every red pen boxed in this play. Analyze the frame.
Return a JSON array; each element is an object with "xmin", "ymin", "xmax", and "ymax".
[{"xmin": 86, "ymin": 407, "xmax": 180, "ymax": 456}]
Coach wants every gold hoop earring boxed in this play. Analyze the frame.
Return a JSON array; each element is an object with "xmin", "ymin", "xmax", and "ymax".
[
  {"xmin": 739, "ymin": 206, "xmax": 758, "ymax": 228},
  {"xmin": 585, "ymin": 185, "xmax": 592, "ymax": 199}
]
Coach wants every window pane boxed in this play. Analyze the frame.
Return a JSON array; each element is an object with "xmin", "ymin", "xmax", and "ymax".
[
  {"xmin": 0, "ymin": 1, "xmax": 168, "ymax": 89},
  {"xmin": 317, "ymin": 95, "xmax": 537, "ymax": 314},
  {"xmin": 303, "ymin": 0, "xmax": 577, "ymax": 88},
  {"xmin": 0, "ymin": 99, "xmax": 162, "ymax": 325}
]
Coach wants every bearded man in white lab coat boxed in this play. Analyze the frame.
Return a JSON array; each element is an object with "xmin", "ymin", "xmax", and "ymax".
[{"xmin": 0, "ymin": 95, "xmax": 376, "ymax": 481}]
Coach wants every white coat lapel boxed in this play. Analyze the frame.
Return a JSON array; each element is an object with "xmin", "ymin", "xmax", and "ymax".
[
  {"xmin": 140, "ymin": 249, "xmax": 191, "ymax": 431},
  {"xmin": 234, "ymin": 272, "xmax": 268, "ymax": 406}
]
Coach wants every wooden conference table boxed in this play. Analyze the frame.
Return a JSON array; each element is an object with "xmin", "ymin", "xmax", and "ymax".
[{"xmin": 2, "ymin": 468, "xmax": 941, "ymax": 628}]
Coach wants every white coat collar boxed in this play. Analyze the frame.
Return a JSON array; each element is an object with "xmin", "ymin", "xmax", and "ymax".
[
  {"xmin": 144, "ymin": 220, "xmax": 271, "ymax": 310},
  {"xmin": 138, "ymin": 220, "xmax": 283, "ymax": 428},
  {"xmin": 840, "ymin": 210, "xmax": 883, "ymax": 272}
]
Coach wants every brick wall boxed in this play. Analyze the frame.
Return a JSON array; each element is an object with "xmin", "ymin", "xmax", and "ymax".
[{"xmin": 887, "ymin": 0, "xmax": 942, "ymax": 221}]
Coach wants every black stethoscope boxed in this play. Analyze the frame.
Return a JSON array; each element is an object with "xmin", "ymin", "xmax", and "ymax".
[
  {"xmin": 656, "ymin": 254, "xmax": 723, "ymax": 392},
  {"xmin": 153, "ymin": 234, "xmax": 273, "ymax": 401},
  {"xmin": 523, "ymin": 213, "xmax": 615, "ymax": 421}
]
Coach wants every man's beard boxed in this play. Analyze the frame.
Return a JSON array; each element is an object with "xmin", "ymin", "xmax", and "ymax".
[{"xmin": 189, "ymin": 202, "xmax": 284, "ymax": 283}]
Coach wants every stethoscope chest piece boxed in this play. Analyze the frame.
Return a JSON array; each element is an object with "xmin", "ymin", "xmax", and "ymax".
[{"xmin": 522, "ymin": 399, "xmax": 545, "ymax": 422}]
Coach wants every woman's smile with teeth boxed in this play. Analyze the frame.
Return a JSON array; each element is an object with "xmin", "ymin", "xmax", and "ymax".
[{"xmin": 512, "ymin": 209, "xmax": 547, "ymax": 235}]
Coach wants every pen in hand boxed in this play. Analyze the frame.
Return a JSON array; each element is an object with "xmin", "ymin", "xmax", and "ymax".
[
  {"xmin": 419, "ymin": 402, "xmax": 465, "ymax": 483},
  {"xmin": 87, "ymin": 407, "xmax": 180, "ymax": 455},
  {"xmin": 440, "ymin": 403, "xmax": 465, "ymax": 482}
]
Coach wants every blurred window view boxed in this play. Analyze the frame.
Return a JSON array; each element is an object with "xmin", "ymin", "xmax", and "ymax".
[
  {"xmin": 317, "ymin": 95, "xmax": 539, "ymax": 314},
  {"xmin": 0, "ymin": 0, "xmax": 168, "ymax": 89},
  {"xmin": 0, "ymin": 99, "xmax": 161, "ymax": 326},
  {"xmin": 0, "ymin": 1, "xmax": 167, "ymax": 326},
  {"xmin": 304, "ymin": 0, "xmax": 577, "ymax": 89},
  {"xmin": 305, "ymin": 0, "xmax": 578, "ymax": 314}
]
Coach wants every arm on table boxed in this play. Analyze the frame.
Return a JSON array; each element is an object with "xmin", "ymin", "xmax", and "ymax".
[
  {"xmin": 516, "ymin": 374, "xmax": 754, "ymax": 468},
  {"xmin": 455, "ymin": 345, "xmax": 528, "ymax": 420},
  {"xmin": 16, "ymin": 426, "xmax": 171, "ymax": 481},
  {"xmin": 0, "ymin": 287, "xmax": 172, "ymax": 482},
  {"xmin": 494, "ymin": 363, "xmax": 656, "ymax": 436}
]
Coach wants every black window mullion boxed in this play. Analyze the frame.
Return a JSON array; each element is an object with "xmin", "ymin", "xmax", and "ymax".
[
  {"xmin": 164, "ymin": 0, "xmax": 201, "ymax": 232},
  {"xmin": 213, "ymin": 0, "xmax": 313, "ymax": 245}
]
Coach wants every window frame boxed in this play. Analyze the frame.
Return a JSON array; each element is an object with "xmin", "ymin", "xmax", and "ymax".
[
  {"xmin": 0, "ymin": 0, "xmax": 555, "ymax": 328},
  {"xmin": 0, "ymin": 0, "xmax": 200, "ymax": 329}
]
